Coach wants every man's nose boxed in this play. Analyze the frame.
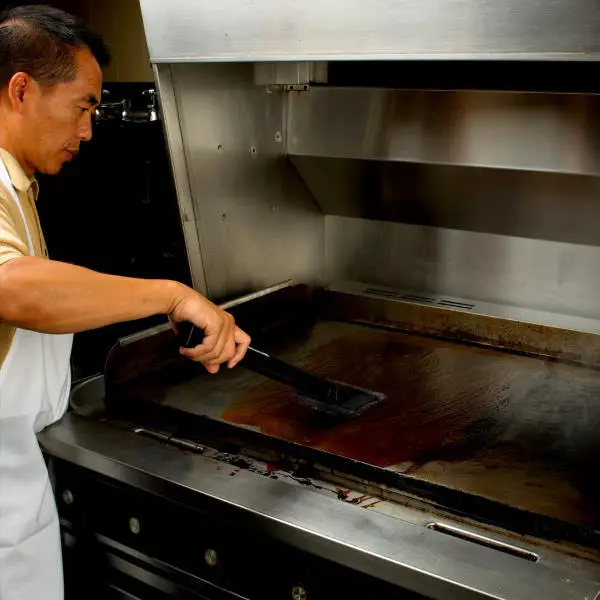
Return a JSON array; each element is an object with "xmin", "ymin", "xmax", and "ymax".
[{"xmin": 78, "ymin": 112, "xmax": 93, "ymax": 142}]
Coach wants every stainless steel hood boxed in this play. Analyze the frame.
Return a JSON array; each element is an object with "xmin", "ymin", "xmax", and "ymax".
[{"xmin": 138, "ymin": 0, "xmax": 600, "ymax": 62}]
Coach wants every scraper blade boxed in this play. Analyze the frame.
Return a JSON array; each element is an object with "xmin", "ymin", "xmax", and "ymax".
[{"xmin": 178, "ymin": 322, "xmax": 386, "ymax": 420}]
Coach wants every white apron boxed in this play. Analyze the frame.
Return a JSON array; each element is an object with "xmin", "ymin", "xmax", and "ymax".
[{"xmin": 0, "ymin": 157, "xmax": 73, "ymax": 600}]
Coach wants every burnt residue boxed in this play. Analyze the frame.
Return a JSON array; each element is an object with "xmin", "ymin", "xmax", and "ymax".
[
  {"xmin": 212, "ymin": 451, "xmax": 324, "ymax": 491},
  {"xmin": 336, "ymin": 488, "xmax": 350, "ymax": 500},
  {"xmin": 222, "ymin": 328, "xmax": 600, "ymax": 527},
  {"xmin": 223, "ymin": 330, "xmax": 517, "ymax": 466}
]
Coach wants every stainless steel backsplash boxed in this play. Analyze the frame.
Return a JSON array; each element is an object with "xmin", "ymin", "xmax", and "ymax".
[{"xmin": 157, "ymin": 62, "xmax": 600, "ymax": 322}]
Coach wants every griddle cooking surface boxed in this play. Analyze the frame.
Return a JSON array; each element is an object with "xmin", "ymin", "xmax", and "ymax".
[{"xmin": 124, "ymin": 322, "xmax": 600, "ymax": 529}]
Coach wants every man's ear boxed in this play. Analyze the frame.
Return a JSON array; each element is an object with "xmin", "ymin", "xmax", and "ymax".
[{"xmin": 7, "ymin": 72, "xmax": 32, "ymax": 112}]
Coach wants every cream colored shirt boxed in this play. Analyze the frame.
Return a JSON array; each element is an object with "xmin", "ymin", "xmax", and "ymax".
[{"xmin": 0, "ymin": 148, "xmax": 47, "ymax": 368}]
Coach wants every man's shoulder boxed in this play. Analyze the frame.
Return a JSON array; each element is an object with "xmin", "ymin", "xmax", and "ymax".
[{"xmin": 0, "ymin": 180, "xmax": 18, "ymax": 214}]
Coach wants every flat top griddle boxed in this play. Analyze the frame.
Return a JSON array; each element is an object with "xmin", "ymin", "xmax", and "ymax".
[{"xmin": 114, "ymin": 317, "xmax": 600, "ymax": 533}]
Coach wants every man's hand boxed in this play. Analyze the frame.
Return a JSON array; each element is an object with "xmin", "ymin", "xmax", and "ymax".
[
  {"xmin": 169, "ymin": 287, "xmax": 251, "ymax": 374},
  {"xmin": 0, "ymin": 257, "xmax": 251, "ymax": 373}
]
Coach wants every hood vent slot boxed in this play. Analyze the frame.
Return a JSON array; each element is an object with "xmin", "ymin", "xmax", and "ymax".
[{"xmin": 363, "ymin": 287, "xmax": 475, "ymax": 311}]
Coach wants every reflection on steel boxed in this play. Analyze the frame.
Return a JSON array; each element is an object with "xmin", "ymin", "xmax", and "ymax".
[
  {"xmin": 425, "ymin": 523, "xmax": 539, "ymax": 563},
  {"xmin": 39, "ymin": 414, "xmax": 600, "ymax": 600},
  {"xmin": 138, "ymin": 0, "xmax": 600, "ymax": 61},
  {"xmin": 169, "ymin": 63, "xmax": 323, "ymax": 299},
  {"xmin": 288, "ymin": 88, "xmax": 600, "ymax": 177},
  {"xmin": 153, "ymin": 64, "xmax": 208, "ymax": 293}
]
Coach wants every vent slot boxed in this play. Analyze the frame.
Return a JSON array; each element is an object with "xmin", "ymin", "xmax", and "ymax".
[
  {"xmin": 400, "ymin": 294, "xmax": 435, "ymax": 303},
  {"xmin": 362, "ymin": 287, "xmax": 476, "ymax": 311},
  {"xmin": 426, "ymin": 523, "xmax": 539, "ymax": 563},
  {"xmin": 438, "ymin": 300, "xmax": 475, "ymax": 310},
  {"xmin": 363, "ymin": 288, "xmax": 399, "ymax": 298}
]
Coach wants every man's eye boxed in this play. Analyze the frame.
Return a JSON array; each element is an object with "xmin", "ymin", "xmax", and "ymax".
[{"xmin": 78, "ymin": 106, "xmax": 89, "ymax": 113}]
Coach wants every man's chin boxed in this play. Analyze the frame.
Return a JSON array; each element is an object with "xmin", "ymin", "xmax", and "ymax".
[{"xmin": 40, "ymin": 161, "xmax": 67, "ymax": 176}]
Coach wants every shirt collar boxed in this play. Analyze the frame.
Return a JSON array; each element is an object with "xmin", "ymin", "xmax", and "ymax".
[{"xmin": 0, "ymin": 148, "xmax": 38, "ymax": 199}]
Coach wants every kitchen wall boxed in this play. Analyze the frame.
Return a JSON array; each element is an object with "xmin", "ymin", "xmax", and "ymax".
[{"xmin": 29, "ymin": 0, "xmax": 153, "ymax": 82}]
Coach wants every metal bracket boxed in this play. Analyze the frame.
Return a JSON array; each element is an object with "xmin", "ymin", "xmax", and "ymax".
[{"xmin": 254, "ymin": 61, "xmax": 328, "ymax": 87}]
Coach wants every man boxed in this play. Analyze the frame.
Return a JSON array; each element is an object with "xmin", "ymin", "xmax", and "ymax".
[{"xmin": 0, "ymin": 6, "xmax": 250, "ymax": 600}]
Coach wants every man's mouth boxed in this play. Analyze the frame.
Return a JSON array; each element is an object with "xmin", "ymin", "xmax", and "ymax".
[{"xmin": 63, "ymin": 149, "xmax": 79, "ymax": 160}]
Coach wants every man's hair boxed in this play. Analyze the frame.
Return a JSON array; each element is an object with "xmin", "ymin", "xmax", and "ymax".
[{"xmin": 0, "ymin": 5, "xmax": 110, "ymax": 89}]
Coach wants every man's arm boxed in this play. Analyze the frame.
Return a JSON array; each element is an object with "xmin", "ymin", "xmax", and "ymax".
[{"xmin": 0, "ymin": 256, "xmax": 250, "ymax": 372}]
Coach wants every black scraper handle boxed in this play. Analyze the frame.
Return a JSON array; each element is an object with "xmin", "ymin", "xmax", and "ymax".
[{"xmin": 177, "ymin": 322, "xmax": 335, "ymax": 402}]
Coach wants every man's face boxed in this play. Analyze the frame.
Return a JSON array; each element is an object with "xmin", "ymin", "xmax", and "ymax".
[{"xmin": 20, "ymin": 48, "xmax": 102, "ymax": 175}]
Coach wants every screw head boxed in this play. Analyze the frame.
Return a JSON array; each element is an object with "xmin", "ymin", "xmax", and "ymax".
[
  {"xmin": 204, "ymin": 548, "xmax": 218, "ymax": 567},
  {"xmin": 292, "ymin": 586, "xmax": 307, "ymax": 600},
  {"xmin": 129, "ymin": 517, "xmax": 141, "ymax": 535},
  {"xmin": 62, "ymin": 490, "xmax": 74, "ymax": 505}
]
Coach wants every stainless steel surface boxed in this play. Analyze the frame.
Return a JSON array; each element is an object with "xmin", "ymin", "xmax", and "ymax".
[
  {"xmin": 39, "ymin": 414, "xmax": 600, "ymax": 600},
  {"xmin": 288, "ymin": 88, "xmax": 600, "ymax": 176},
  {"xmin": 156, "ymin": 62, "xmax": 600, "ymax": 319},
  {"xmin": 253, "ymin": 62, "xmax": 328, "ymax": 87},
  {"xmin": 292, "ymin": 158, "xmax": 600, "ymax": 247},
  {"xmin": 65, "ymin": 370, "xmax": 600, "ymax": 576},
  {"xmin": 105, "ymin": 309, "xmax": 600, "ymax": 530},
  {"xmin": 110, "ymin": 279, "xmax": 296, "ymax": 350},
  {"xmin": 153, "ymin": 64, "xmax": 208, "ymax": 293},
  {"xmin": 325, "ymin": 216, "xmax": 600, "ymax": 321},
  {"xmin": 170, "ymin": 63, "xmax": 323, "ymax": 298},
  {"xmin": 219, "ymin": 279, "xmax": 295, "ymax": 310},
  {"xmin": 326, "ymin": 281, "xmax": 600, "ymax": 363},
  {"xmin": 88, "ymin": 532, "xmax": 232, "ymax": 599},
  {"xmin": 138, "ymin": 0, "xmax": 600, "ymax": 61}
]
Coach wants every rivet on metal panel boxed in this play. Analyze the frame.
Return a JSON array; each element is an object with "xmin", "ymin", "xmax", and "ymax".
[
  {"xmin": 274, "ymin": 130, "xmax": 282, "ymax": 143},
  {"xmin": 221, "ymin": 213, "xmax": 227, "ymax": 221},
  {"xmin": 204, "ymin": 548, "xmax": 218, "ymax": 567},
  {"xmin": 62, "ymin": 489, "xmax": 74, "ymax": 505},
  {"xmin": 217, "ymin": 144, "xmax": 223, "ymax": 151},
  {"xmin": 129, "ymin": 517, "xmax": 141, "ymax": 535},
  {"xmin": 291, "ymin": 586, "xmax": 307, "ymax": 600},
  {"xmin": 250, "ymin": 145, "xmax": 257, "ymax": 157}
]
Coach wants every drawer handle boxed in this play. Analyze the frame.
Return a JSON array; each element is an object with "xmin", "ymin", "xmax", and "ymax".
[{"xmin": 426, "ymin": 522, "xmax": 539, "ymax": 562}]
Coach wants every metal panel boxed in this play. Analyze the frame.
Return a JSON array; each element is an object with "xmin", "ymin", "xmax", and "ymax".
[
  {"xmin": 288, "ymin": 88, "xmax": 600, "ymax": 176},
  {"xmin": 40, "ymin": 415, "xmax": 600, "ymax": 600},
  {"xmin": 170, "ymin": 63, "xmax": 323, "ymax": 299},
  {"xmin": 325, "ymin": 216, "xmax": 600, "ymax": 320},
  {"xmin": 138, "ymin": 0, "xmax": 600, "ymax": 62},
  {"xmin": 153, "ymin": 64, "xmax": 207, "ymax": 293},
  {"xmin": 290, "ymin": 158, "xmax": 600, "ymax": 247},
  {"xmin": 253, "ymin": 62, "xmax": 328, "ymax": 86}
]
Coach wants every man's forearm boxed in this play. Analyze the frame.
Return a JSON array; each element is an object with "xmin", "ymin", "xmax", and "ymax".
[{"xmin": 0, "ymin": 256, "xmax": 182, "ymax": 333}]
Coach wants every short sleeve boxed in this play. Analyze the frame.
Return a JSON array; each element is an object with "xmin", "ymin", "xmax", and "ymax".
[{"xmin": 0, "ymin": 182, "xmax": 28, "ymax": 266}]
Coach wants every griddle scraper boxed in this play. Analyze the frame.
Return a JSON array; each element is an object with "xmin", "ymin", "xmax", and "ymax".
[{"xmin": 178, "ymin": 322, "xmax": 386, "ymax": 419}]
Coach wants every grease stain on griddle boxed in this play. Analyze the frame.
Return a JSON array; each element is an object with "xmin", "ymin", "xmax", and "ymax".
[
  {"xmin": 222, "ymin": 328, "xmax": 600, "ymax": 526},
  {"xmin": 223, "ymin": 330, "xmax": 514, "ymax": 466}
]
